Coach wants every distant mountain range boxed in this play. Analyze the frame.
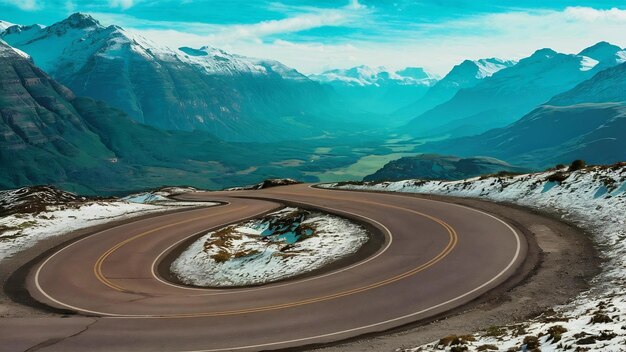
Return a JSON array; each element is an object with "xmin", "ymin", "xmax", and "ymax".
[
  {"xmin": 396, "ymin": 58, "xmax": 516, "ymax": 119},
  {"xmin": 0, "ymin": 40, "xmax": 373, "ymax": 194},
  {"xmin": 1, "ymin": 13, "xmax": 333, "ymax": 142},
  {"xmin": 309, "ymin": 65, "xmax": 438, "ymax": 117},
  {"xmin": 1, "ymin": 12, "xmax": 625, "ymax": 193},
  {"xmin": 404, "ymin": 42, "xmax": 626, "ymax": 138}
]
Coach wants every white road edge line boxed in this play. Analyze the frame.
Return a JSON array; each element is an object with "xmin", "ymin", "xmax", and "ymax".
[
  {"xmin": 32, "ymin": 187, "xmax": 522, "ymax": 352},
  {"xmin": 149, "ymin": 200, "xmax": 394, "ymax": 295}
]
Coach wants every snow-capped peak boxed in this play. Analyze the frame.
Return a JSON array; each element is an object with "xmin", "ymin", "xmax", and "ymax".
[
  {"xmin": 473, "ymin": 58, "xmax": 517, "ymax": 79},
  {"xmin": 310, "ymin": 65, "xmax": 437, "ymax": 87},
  {"xmin": 1, "ymin": 13, "xmax": 313, "ymax": 80},
  {"xmin": 0, "ymin": 39, "xmax": 30, "ymax": 59},
  {"xmin": 0, "ymin": 20, "xmax": 16, "ymax": 32},
  {"xmin": 444, "ymin": 58, "xmax": 516, "ymax": 82},
  {"xmin": 578, "ymin": 41, "xmax": 622, "ymax": 61}
]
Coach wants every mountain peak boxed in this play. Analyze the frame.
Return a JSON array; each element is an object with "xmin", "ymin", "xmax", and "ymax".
[
  {"xmin": 61, "ymin": 13, "xmax": 101, "ymax": 29},
  {"xmin": 578, "ymin": 41, "xmax": 623, "ymax": 61},
  {"xmin": 529, "ymin": 48, "xmax": 558, "ymax": 59}
]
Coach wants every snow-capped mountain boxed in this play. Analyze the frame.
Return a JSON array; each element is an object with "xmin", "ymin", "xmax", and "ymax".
[
  {"xmin": 417, "ymin": 102, "xmax": 626, "ymax": 167},
  {"xmin": 1, "ymin": 13, "xmax": 330, "ymax": 141},
  {"xmin": 549, "ymin": 60, "xmax": 626, "ymax": 106},
  {"xmin": 396, "ymin": 58, "xmax": 516, "ymax": 118},
  {"xmin": 0, "ymin": 20, "xmax": 16, "ymax": 32},
  {"xmin": 405, "ymin": 43, "xmax": 626, "ymax": 138},
  {"xmin": 309, "ymin": 65, "xmax": 437, "ymax": 87},
  {"xmin": 308, "ymin": 65, "xmax": 438, "ymax": 118}
]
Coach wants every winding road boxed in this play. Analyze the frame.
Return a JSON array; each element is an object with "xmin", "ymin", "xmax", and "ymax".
[{"xmin": 2, "ymin": 184, "xmax": 527, "ymax": 352}]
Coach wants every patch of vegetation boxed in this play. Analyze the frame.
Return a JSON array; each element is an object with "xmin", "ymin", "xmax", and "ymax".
[
  {"xmin": 477, "ymin": 344, "xmax": 498, "ymax": 351},
  {"xmin": 546, "ymin": 171, "xmax": 570, "ymax": 183},
  {"xmin": 589, "ymin": 312, "xmax": 613, "ymax": 324},
  {"xmin": 569, "ymin": 159, "xmax": 586, "ymax": 172},
  {"xmin": 211, "ymin": 250, "xmax": 232, "ymax": 263},
  {"xmin": 576, "ymin": 331, "xmax": 617, "ymax": 345},
  {"xmin": 484, "ymin": 326, "xmax": 506, "ymax": 337},
  {"xmin": 522, "ymin": 335, "xmax": 540, "ymax": 350},
  {"xmin": 546, "ymin": 325, "xmax": 567, "ymax": 343}
]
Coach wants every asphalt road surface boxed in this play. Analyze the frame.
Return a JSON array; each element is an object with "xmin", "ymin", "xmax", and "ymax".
[{"xmin": 1, "ymin": 184, "xmax": 526, "ymax": 352}]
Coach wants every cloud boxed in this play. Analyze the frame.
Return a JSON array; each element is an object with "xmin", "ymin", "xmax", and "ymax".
[
  {"xmin": 109, "ymin": 5, "xmax": 626, "ymax": 76},
  {"xmin": 1, "ymin": 0, "xmax": 38, "ymax": 10},
  {"xmin": 564, "ymin": 6, "xmax": 626, "ymax": 22},
  {"xmin": 207, "ymin": 11, "xmax": 349, "ymax": 43},
  {"xmin": 346, "ymin": 0, "xmax": 365, "ymax": 10},
  {"xmin": 109, "ymin": 0, "xmax": 134, "ymax": 10}
]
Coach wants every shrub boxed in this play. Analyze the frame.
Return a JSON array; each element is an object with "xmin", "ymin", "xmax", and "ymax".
[
  {"xmin": 477, "ymin": 344, "xmax": 498, "ymax": 351},
  {"xmin": 546, "ymin": 172, "xmax": 569, "ymax": 183},
  {"xmin": 547, "ymin": 325, "xmax": 567, "ymax": 342},
  {"xmin": 569, "ymin": 159, "xmax": 586, "ymax": 171},
  {"xmin": 484, "ymin": 326, "xmax": 506, "ymax": 337},
  {"xmin": 589, "ymin": 313, "xmax": 613, "ymax": 324},
  {"xmin": 523, "ymin": 335, "xmax": 540, "ymax": 349}
]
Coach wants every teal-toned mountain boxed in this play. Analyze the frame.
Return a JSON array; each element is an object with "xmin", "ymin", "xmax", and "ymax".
[
  {"xmin": 363, "ymin": 154, "xmax": 527, "ymax": 182},
  {"xmin": 1, "ymin": 13, "xmax": 332, "ymax": 142},
  {"xmin": 396, "ymin": 58, "xmax": 516, "ymax": 119},
  {"xmin": 548, "ymin": 61, "xmax": 626, "ymax": 106},
  {"xmin": 405, "ymin": 43, "xmax": 626, "ymax": 138},
  {"xmin": 309, "ymin": 65, "xmax": 437, "ymax": 119},
  {"xmin": 0, "ymin": 40, "xmax": 398, "ymax": 194},
  {"xmin": 418, "ymin": 103, "xmax": 626, "ymax": 167}
]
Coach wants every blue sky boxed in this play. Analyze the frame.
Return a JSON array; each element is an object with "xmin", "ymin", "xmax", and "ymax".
[{"xmin": 2, "ymin": 0, "xmax": 626, "ymax": 74}]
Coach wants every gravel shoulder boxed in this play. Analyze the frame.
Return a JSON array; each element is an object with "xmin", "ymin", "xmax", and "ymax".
[{"xmin": 307, "ymin": 192, "xmax": 600, "ymax": 352}]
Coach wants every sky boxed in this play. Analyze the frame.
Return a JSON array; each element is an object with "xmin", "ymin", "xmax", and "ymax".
[{"xmin": 2, "ymin": 0, "xmax": 626, "ymax": 75}]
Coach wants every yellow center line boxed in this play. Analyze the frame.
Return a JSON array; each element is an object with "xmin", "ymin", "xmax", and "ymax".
[
  {"xmin": 93, "ymin": 195, "xmax": 458, "ymax": 318},
  {"xmin": 94, "ymin": 206, "xmax": 249, "ymax": 292}
]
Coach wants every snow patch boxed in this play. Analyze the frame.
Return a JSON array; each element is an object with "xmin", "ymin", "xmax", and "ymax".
[
  {"xmin": 170, "ymin": 207, "xmax": 369, "ymax": 287},
  {"xmin": 326, "ymin": 164, "xmax": 626, "ymax": 352},
  {"xmin": 0, "ymin": 188, "xmax": 215, "ymax": 262}
]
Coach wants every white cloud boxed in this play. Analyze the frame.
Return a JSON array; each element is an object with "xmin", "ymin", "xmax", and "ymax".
[
  {"xmin": 1, "ymin": 0, "xmax": 38, "ymax": 10},
  {"xmin": 109, "ymin": 0, "xmax": 134, "ymax": 10},
  {"xmin": 564, "ymin": 6, "xmax": 626, "ymax": 22},
  {"xmin": 124, "ymin": 6, "xmax": 626, "ymax": 76},
  {"xmin": 207, "ymin": 11, "xmax": 349, "ymax": 43},
  {"xmin": 347, "ymin": 0, "xmax": 365, "ymax": 10}
]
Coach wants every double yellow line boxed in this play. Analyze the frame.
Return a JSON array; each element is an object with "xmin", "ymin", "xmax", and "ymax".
[
  {"xmin": 93, "ymin": 198, "xmax": 457, "ymax": 318},
  {"xmin": 94, "ymin": 206, "xmax": 248, "ymax": 293}
]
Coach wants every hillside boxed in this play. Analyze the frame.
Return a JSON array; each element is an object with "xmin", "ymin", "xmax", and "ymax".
[
  {"xmin": 405, "ymin": 44, "xmax": 626, "ymax": 138},
  {"xmin": 396, "ymin": 58, "xmax": 516, "ymax": 118},
  {"xmin": 418, "ymin": 103, "xmax": 626, "ymax": 167},
  {"xmin": 363, "ymin": 154, "xmax": 527, "ymax": 182},
  {"xmin": 1, "ymin": 13, "xmax": 334, "ymax": 142},
  {"xmin": 0, "ymin": 40, "xmax": 385, "ymax": 194}
]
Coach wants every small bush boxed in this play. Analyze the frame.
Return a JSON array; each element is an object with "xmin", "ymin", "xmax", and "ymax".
[
  {"xmin": 589, "ymin": 313, "xmax": 613, "ymax": 324},
  {"xmin": 484, "ymin": 326, "xmax": 506, "ymax": 337},
  {"xmin": 477, "ymin": 344, "xmax": 499, "ymax": 351},
  {"xmin": 450, "ymin": 346, "xmax": 468, "ymax": 352},
  {"xmin": 546, "ymin": 172, "xmax": 569, "ymax": 183},
  {"xmin": 523, "ymin": 335, "xmax": 540, "ymax": 349},
  {"xmin": 547, "ymin": 325, "xmax": 568, "ymax": 342},
  {"xmin": 569, "ymin": 159, "xmax": 586, "ymax": 171}
]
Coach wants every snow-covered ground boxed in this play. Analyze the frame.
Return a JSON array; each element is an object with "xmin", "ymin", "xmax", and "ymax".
[
  {"xmin": 0, "ymin": 187, "xmax": 213, "ymax": 262},
  {"xmin": 171, "ymin": 207, "xmax": 369, "ymax": 287},
  {"xmin": 324, "ymin": 163, "xmax": 626, "ymax": 351}
]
